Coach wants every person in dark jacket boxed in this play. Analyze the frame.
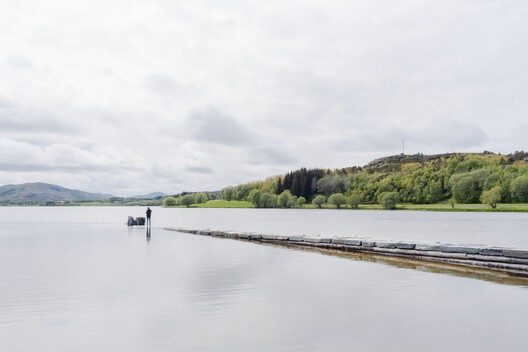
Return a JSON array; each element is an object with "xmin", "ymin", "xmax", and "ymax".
[{"xmin": 146, "ymin": 207, "xmax": 152, "ymax": 227}]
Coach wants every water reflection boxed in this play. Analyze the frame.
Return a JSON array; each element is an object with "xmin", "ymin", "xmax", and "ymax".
[
  {"xmin": 146, "ymin": 227, "xmax": 151, "ymax": 240},
  {"xmin": 258, "ymin": 241, "xmax": 528, "ymax": 287}
]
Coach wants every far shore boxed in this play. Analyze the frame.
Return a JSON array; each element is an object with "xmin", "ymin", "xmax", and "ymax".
[
  {"xmin": 2, "ymin": 199, "xmax": 528, "ymax": 212},
  {"xmin": 175, "ymin": 199, "xmax": 528, "ymax": 212}
]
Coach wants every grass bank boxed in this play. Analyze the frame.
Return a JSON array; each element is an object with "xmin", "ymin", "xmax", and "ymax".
[
  {"xmin": 185, "ymin": 200, "xmax": 528, "ymax": 212},
  {"xmin": 191, "ymin": 200, "xmax": 254, "ymax": 208}
]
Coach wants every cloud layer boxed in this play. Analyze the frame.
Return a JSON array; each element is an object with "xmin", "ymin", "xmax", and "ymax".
[{"xmin": 1, "ymin": 0, "xmax": 527, "ymax": 195}]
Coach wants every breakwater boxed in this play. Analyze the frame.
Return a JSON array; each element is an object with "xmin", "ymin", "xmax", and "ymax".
[{"xmin": 164, "ymin": 227, "xmax": 528, "ymax": 276}]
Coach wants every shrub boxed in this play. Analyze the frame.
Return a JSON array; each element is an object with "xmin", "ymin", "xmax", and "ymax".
[
  {"xmin": 480, "ymin": 185, "xmax": 502, "ymax": 208},
  {"xmin": 510, "ymin": 175, "xmax": 528, "ymax": 202},
  {"xmin": 278, "ymin": 190, "xmax": 293, "ymax": 208},
  {"xmin": 312, "ymin": 195, "xmax": 326, "ymax": 209},
  {"xmin": 296, "ymin": 196, "xmax": 306, "ymax": 208},
  {"xmin": 195, "ymin": 192, "xmax": 208, "ymax": 204},
  {"xmin": 380, "ymin": 191, "xmax": 400, "ymax": 210},
  {"xmin": 179, "ymin": 194, "xmax": 196, "ymax": 208},
  {"xmin": 347, "ymin": 192, "xmax": 361, "ymax": 209},
  {"xmin": 327, "ymin": 193, "xmax": 346, "ymax": 209},
  {"xmin": 163, "ymin": 196, "xmax": 178, "ymax": 207}
]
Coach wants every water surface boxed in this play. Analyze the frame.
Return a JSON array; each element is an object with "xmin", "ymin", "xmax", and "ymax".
[{"xmin": 1, "ymin": 207, "xmax": 527, "ymax": 352}]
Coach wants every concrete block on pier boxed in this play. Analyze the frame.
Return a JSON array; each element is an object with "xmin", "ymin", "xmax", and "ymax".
[
  {"xmin": 362, "ymin": 241, "xmax": 376, "ymax": 247},
  {"xmin": 395, "ymin": 242, "xmax": 416, "ymax": 250},
  {"xmin": 439, "ymin": 245, "xmax": 480, "ymax": 254},
  {"xmin": 478, "ymin": 247, "xmax": 505, "ymax": 256},
  {"xmin": 415, "ymin": 244, "xmax": 442, "ymax": 251},
  {"xmin": 261, "ymin": 234, "xmax": 278, "ymax": 240},
  {"xmin": 275, "ymin": 235, "xmax": 290, "ymax": 241},
  {"xmin": 303, "ymin": 236, "xmax": 332, "ymax": 244},
  {"xmin": 288, "ymin": 235, "xmax": 305, "ymax": 242},
  {"xmin": 237, "ymin": 232, "xmax": 250, "ymax": 239},
  {"xmin": 332, "ymin": 238, "xmax": 362, "ymax": 246},
  {"xmin": 248, "ymin": 233, "xmax": 263, "ymax": 240},
  {"xmin": 375, "ymin": 241, "xmax": 397, "ymax": 249},
  {"xmin": 503, "ymin": 249, "xmax": 528, "ymax": 259}
]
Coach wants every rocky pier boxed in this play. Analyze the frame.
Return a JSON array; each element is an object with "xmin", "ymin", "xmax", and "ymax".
[{"xmin": 164, "ymin": 227, "xmax": 528, "ymax": 276}]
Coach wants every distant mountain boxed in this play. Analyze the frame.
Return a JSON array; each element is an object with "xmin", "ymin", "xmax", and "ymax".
[
  {"xmin": 128, "ymin": 192, "xmax": 167, "ymax": 199},
  {"xmin": 0, "ymin": 183, "xmax": 113, "ymax": 203}
]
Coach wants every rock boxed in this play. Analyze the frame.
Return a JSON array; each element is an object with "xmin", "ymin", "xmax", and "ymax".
[
  {"xmin": 362, "ymin": 241, "xmax": 376, "ymax": 247},
  {"xmin": 136, "ymin": 217, "xmax": 145, "ymax": 226},
  {"xmin": 127, "ymin": 216, "xmax": 137, "ymax": 226}
]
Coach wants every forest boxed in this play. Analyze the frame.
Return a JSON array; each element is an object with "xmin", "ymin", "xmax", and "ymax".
[{"xmin": 214, "ymin": 151, "xmax": 528, "ymax": 209}]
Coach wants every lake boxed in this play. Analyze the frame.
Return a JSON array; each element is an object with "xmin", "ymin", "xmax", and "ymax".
[{"xmin": 1, "ymin": 207, "xmax": 527, "ymax": 351}]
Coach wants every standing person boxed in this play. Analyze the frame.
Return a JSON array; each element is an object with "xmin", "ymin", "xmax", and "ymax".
[{"xmin": 146, "ymin": 207, "xmax": 152, "ymax": 227}]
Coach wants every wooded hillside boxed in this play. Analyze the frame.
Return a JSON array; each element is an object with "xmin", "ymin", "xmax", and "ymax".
[{"xmin": 219, "ymin": 151, "xmax": 528, "ymax": 208}]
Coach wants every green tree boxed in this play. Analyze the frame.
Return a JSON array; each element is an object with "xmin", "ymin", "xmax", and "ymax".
[
  {"xmin": 259, "ymin": 192, "xmax": 277, "ymax": 208},
  {"xmin": 287, "ymin": 195, "xmax": 298, "ymax": 208},
  {"xmin": 312, "ymin": 195, "xmax": 326, "ymax": 209},
  {"xmin": 163, "ymin": 196, "xmax": 178, "ymax": 207},
  {"xmin": 510, "ymin": 175, "xmax": 528, "ymax": 202},
  {"xmin": 195, "ymin": 192, "xmax": 208, "ymax": 203},
  {"xmin": 278, "ymin": 190, "xmax": 293, "ymax": 208},
  {"xmin": 317, "ymin": 174, "xmax": 346, "ymax": 196},
  {"xmin": 347, "ymin": 192, "xmax": 361, "ymax": 208},
  {"xmin": 296, "ymin": 196, "xmax": 306, "ymax": 208},
  {"xmin": 327, "ymin": 193, "xmax": 346, "ymax": 209},
  {"xmin": 480, "ymin": 185, "xmax": 502, "ymax": 208},
  {"xmin": 451, "ymin": 174, "xmax": 479, "ymax": 203},
  {"xmin": 222, "ymin": 187, "xmax": 234, "ymax": 201},
  {"xmin": 248, "ymin": 189, "xmax": 262, "ymax": 207},
  {"xmin": 424, "ymin": 179, "xmax": 443, "ymax": 203},
  {"xmin": 179, "ymin": 194, "xmax": 195, "ymax": 208},
  {"xmin": 380, "ymin": 191, "xmax": 400, "ymax": 210}
]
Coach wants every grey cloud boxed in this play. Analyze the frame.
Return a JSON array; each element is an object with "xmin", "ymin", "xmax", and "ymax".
[
  {"xmin": 332, "ymin": 118, "xmax": 488, "ymax": 156},
  {"xmin": 0, "ymin": 95, "xmax": 13, "ymax": 108},
  {"xmin": 247, "ymin": 147, "xmax": 298, "ymax": 166},
  {"xmin": 0, "ymin": 103, "xmax": 78, "ymax": 134},
  {"xmin": 143, "ymin": 73, "xmax": 186, "ymax": 95},
  {"xmin": 6, "ymin": 56, "xmax": 35, "ymax": 70},
  {"xmin": 187, "ymin": 108, "xmax": 257, "ymax": 146},
  {"xmin": 0, "ymin": 163, "xmax": 110, "ymax": 173},
  {"xmin": 186, "ymin": 166, "xmax": 212, "ymax": 174}
]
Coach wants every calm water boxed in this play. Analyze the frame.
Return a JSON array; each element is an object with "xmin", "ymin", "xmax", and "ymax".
[{"xmin": 1, "ymin": 207, "xmax": 527, "ymax": 352}]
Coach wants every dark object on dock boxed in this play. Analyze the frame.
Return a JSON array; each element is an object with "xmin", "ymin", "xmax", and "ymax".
[{"xmin": 127, "ymin": 216, "xmax": 146, "ymax": 226}]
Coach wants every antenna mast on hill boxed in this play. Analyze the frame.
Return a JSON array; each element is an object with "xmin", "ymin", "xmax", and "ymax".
[{"xmin": 402, "ymin": 139, "xmax": 405, "ymax": 155}]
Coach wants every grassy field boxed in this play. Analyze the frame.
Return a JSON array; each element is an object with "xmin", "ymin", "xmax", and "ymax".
[
  {"xmin": 398, "ymin": 203, "xmax": 528, "ymax": 212},
  {"xmin": 192, "ymin": 200, "xmax": 254, "ymax": 208}
]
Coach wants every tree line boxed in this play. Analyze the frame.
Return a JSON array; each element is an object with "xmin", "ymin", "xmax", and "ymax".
[{"xmin": 217, "ymin": 152, "xmax": 528, "ymax": 209}]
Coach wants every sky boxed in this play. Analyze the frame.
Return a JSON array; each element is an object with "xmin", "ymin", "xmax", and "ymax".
[{"xmin": 1, "ymin": 0, "xmax": 527, "ymax": 196}]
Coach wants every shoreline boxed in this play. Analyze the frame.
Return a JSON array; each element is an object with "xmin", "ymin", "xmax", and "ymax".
[{"xmin": 165, "ymin": 227, "xmax": 528, "ymax": 278}]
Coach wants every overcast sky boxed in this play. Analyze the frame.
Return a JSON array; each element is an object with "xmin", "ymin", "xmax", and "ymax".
[{"xmin": 1, "ymin": 0, "xmax": 527, "ymax": 196}]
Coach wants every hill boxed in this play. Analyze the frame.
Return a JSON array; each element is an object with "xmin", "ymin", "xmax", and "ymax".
[
  {"xmin": 0, "ymin": 183, "xmax": 113, "ymax": 204},
  {"xmin": 217, "ymin": 151, "xmax": 528, "ymax": 207},
  {"xmin": 129, "ymin": 192, "xmax": 167, "ymax": 199}
]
